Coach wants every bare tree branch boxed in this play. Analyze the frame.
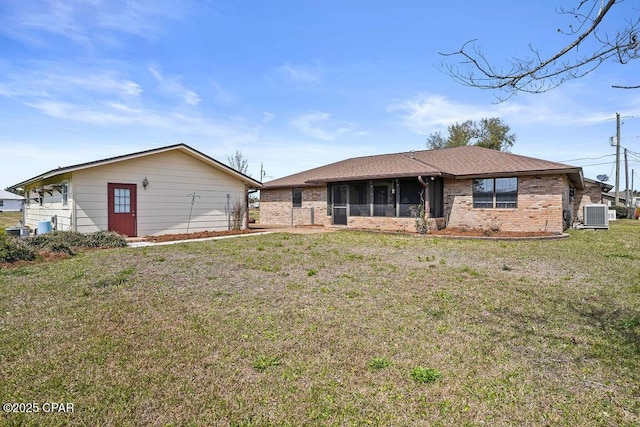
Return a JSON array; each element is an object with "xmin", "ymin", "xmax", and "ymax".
[{"xmin": 440, "ymin": 0, "xmax": 639, "ymax": 99}]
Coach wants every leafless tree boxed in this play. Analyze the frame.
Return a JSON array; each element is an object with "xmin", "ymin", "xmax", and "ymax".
[
  {"xmin": 441, "ymin": 0, "xmax": 640, "ymax": 100},
  {"xmin": 226, "ymin": 149, "xmax": 250, "ymax": 175},
  {"xmin": 230, "ymin": 198, "xmax": 246, "ymax": 230}
]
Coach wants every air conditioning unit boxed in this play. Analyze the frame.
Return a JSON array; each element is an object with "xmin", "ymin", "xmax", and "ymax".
[{"xmin": 583, "ymin": 204, "xmax": 609, "ymax": 229}]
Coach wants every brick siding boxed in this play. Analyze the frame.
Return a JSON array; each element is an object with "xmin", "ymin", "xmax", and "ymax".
[
  {"xmin": 260, "ymin": 186, "xmax": 328, "ymax": 226},
  {"xmin": 261, "ymin": 175, "xmax": 604, "ymax": 234},
  {"xmin": 445, "ymin": 175, "xmax": 568, "ymax": 233}
]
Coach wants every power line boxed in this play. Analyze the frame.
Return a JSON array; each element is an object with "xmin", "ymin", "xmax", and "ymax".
[
  {"xmin": 578, "ymin": 161, "xmax": 616, "ymax": 167},
  {"xmin": 559, "ymin": 153, "xmax": 616, "ymax": 162}
]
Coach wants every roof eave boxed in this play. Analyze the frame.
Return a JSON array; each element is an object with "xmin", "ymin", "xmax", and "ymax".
[
  {"xmin": 262, "ymin": 172, "xmax": 448, "ymax": 189},
  {"xmin": 7, "ymin": 143, "xmax": 263, "ymax": 190}
]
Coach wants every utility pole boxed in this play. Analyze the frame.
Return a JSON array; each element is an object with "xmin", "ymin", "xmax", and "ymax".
[
  {"xmin": 614, "ymin": 112, "xmax": 621, "ymax": 207},
  {"xmin": 625, "ymin": 148, "xmax": 630, "ymax": 207},
  {"xmin": 632, "ymin": 169, "xmax": 636, "ymax": 208}
]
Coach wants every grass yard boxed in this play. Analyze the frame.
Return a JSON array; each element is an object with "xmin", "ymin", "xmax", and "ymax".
[
  {"xmin": 0, "ymin": 212, "xmax": 22, "ymax": 231},
  {"xmin": 1, "ymin": 221, "xmax": 639, "ymax": 426}
]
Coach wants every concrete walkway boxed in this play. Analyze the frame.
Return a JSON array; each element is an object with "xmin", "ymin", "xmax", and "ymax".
[{"xmin": 127, "ymin": 225, "xmax": 335, "ymax": 248}]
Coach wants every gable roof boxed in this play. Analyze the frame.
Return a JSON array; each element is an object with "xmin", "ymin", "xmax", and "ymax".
[
  {"xmin": 264, "ymin": 146, "xmax": 584, "ymax": 189},
  {"xmin": 584, "ymin": 177, "xmax": 614, "ymax": 192},
  {"xmin": 0, "ymin": 189, "xmax": 23, "ymax": 200},
  {"xmin": 7, "ymin": 144, "xmax": 262, "ymax": 190}
]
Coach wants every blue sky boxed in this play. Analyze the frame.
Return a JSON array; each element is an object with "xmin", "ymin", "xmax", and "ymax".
[{"xmin": 1, "ymin": 0, "xmax": 640, "ymax": 191}]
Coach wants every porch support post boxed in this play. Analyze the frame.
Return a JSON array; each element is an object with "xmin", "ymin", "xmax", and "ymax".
[
  {"xmin": 395, "ymin": 179, "xmax": 400, "ymax": 217},
  {"xmin": 369, "ymin": 180, "xmax": 374, "ymax": 216}
]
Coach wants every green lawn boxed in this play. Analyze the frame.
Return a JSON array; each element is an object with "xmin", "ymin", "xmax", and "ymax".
[{"xmin": 1, "ymin": 221, "xmax": 639, "ymax": 426}]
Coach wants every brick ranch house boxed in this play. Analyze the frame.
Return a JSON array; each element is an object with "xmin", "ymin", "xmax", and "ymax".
[{"xmin": 260, "ymin": 146, "xmax": 605, "ymax": 234}]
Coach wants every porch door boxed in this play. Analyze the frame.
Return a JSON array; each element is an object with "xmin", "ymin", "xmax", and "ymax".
[
  {"xmin": 428, "ymin": 177, "xmax": 444, "ymax": 217},
  {"xmin": 108, "ymin": 183, "xmax": 137, "ymax": 237},
  {"xmin": 373, "ymin": 185, "xmax": 389, "ymax": 216},
  {"xmin": 332, "ymin": 185, "xmax": 348, "ymax": 225}
]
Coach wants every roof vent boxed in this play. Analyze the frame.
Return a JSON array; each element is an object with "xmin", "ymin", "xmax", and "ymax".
[{"xmin": 409, "ymin": 150, "xmax": 415, "ymax": 159}]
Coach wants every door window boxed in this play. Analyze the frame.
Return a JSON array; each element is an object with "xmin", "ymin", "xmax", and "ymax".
[{"xmin": 113, "ymin": 188, "xmax": 131, "ymax": 213}]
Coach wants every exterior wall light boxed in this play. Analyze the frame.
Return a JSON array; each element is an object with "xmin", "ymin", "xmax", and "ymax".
[{"xmin": 142, "ymin": 177, "xmax": 149, "ymax": 189}]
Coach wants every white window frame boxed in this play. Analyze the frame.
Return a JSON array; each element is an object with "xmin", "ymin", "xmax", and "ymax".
[{"xmin": 62, "ymin": 182, "xmax": 69, "ymax": 208}]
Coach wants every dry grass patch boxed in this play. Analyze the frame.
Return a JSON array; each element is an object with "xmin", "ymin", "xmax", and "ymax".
[
  {"xmin": 1, "ymin": 221, "xmax": 639, "ymax": 425},
  {"xmin": 0, "ymin": 212, "xmax": 22, "ymax": 230}
]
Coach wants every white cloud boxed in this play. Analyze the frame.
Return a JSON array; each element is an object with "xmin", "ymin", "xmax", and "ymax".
[
  {"xmin": 388, "ymin": 94, "xmax": 513, "ymax": 135},
  {"xmin": 0, "ymin": 0, "xmax": 192, "ymax": 48},
  {"xmin": 149, "ymin": 66, "xmax": 201, "ymax": 105},
  {"xmin": 0, "ymin": 67, "xmax": 142, "ymax": 99},
  {"xmin": 0, "ymin": 63, "xmax": 255, "ymax": 144},
  {"xmin": 291, "ymin": 112, "xmax": 334, "ymax": 140},
  {"xmin": 388, "ymin": 91, "xmax": 640, "ymax": 136},
  {"xmin": 290, "ymin": 111, "xmax": 360, "ymax": 141},
  {"xmin": 262, "ymin": 112, "xmax": 276, "ymax": 123},
  {"xmin": 24, "ymin": 99, "xmax": 257, "ymax": 143},
  {"xmin": 274, "ymin": 62, "xmax": 323, "ymax": 84}
]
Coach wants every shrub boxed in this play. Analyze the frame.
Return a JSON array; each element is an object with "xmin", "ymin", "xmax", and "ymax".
[
  {"xmin": 1, "ymin": 231, "xmax": 127, "ymax": 264},
  {"xmin": 25, "ymin": 230, "xmax": 126, "ymax": 250},
  {"xmin": 25, "ymin": 231, "xmax": 86, "ymax": 250},
  {"xmin": 84, "ymin": 231, "xmax": 127, "ymax": 248},
  {"xmin": 41, "ymin": 241, "xmax": 74, "ymax": 255},
  {"xmin": 612, "ymin": 206, "xmax": 630, "ymax": 219},
  {"xmin": 230, "ymin": 199, "xmax": 246, "ymax": 231},
  {"xmin": 0, "ymin": 235, "xmax": 36, "ymax": 263},
  {"xmin": 410, "ymin": 203, "xmax": 432, "ymax": 234}
]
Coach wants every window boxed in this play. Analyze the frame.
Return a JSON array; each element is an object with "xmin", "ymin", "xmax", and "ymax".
[
  {"xmin": 0, "ymin": 200, "xmax": 3, "ymax": 207},
  {"xmin": 61, "ymin": 183, "xmax": 68, "ymax": 207},
  {"xmin": 473, "ymin": 177, "xmax": 517, "ymax": 208},
  {"xmin": 292, "ymin": 187, "xmax": 302, "ymax": 207},
  {"xmin": 495, "ymin": 177, "xmax": 518, "ymax": 208},
  {"xmin": 113, "ymin": 188, "xmax": 131, "ymax": 213}
]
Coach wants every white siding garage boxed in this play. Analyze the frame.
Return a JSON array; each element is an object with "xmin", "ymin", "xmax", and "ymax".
[{"xmin": 8, "ymin": 144, "xmax": 262, "ymax": 237}]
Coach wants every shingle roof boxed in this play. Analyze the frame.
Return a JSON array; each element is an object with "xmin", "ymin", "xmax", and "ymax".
[
  {"xmin": 8, "ymin": 143, "xmax": 263, "ymax": 190},
  {"xmin": 263, "ymin": 151, "xmax": 443, "ymax": 188},
  {"xmin": 0, "ymin": 189, "xmax": 23, "ymax": 200},
  {"xmin": 264, "ymin": 146, "xmax": 584, "ymax": 189}
]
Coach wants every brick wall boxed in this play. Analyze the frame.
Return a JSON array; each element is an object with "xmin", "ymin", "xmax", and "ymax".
[
  {"xmin": 445, "ymin": 175, "xmax": 568, "ymax": 233},
  {"xmin": 262, "ymin": 175, "xmax": 588, "ymax": 234},
  {"xmin": 260, "ymin": 186, "xmax": 328, "ymax": 226},
  {"xmin": 346, "ymin": 216, "xmax": 417, "ymax": 232}
]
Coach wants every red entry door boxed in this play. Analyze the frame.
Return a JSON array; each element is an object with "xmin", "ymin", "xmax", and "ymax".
[{"xmin": 108, "ymin": 183, "xmax": 137, "ymax": 237}]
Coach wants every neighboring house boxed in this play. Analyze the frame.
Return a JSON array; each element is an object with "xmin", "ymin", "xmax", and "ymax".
[
  {"xmin": 601, "ymin": 188, "xmax": 640, "ymax": 207},
  {"xmin": 260, "ymin": 146, "xmax": 605, "ymax": 234},
  {"xmin": 0, "ymin": 189, "xmax": 24, "ymax": 212},
  {"xmin": 7, "ymin": 144, "xmax": 262, "ymax": 237},
  {"xmin": 583, "ymin": 178, "xmax": 613, "ymax": 206}
]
